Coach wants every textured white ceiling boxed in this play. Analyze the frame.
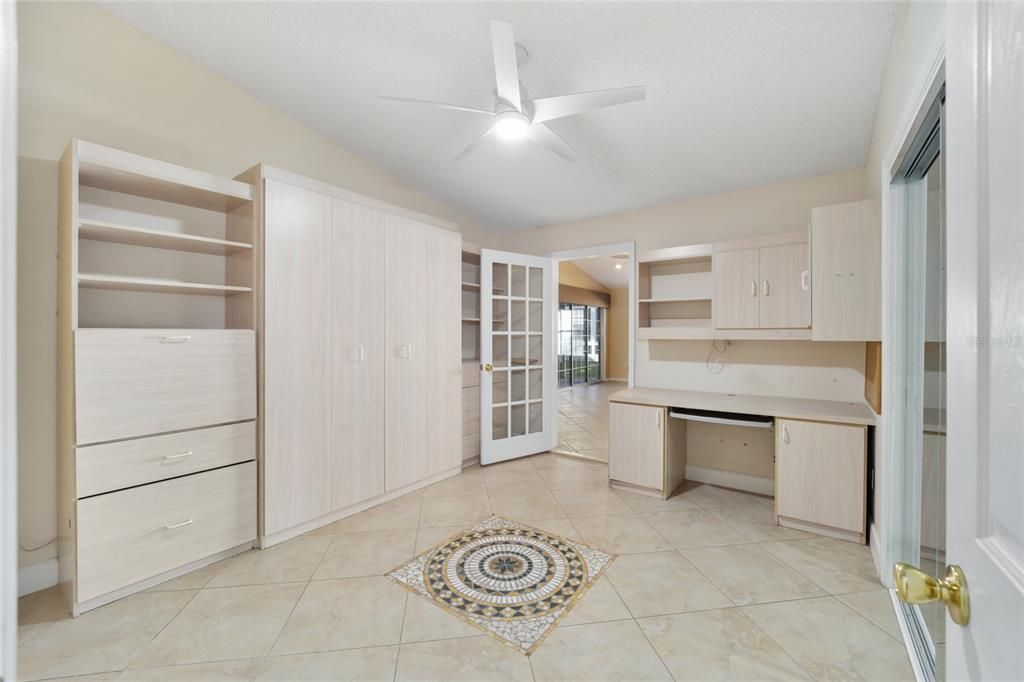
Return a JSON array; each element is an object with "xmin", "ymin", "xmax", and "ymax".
[
  {"xmin": 570, "ymin": 254, "xmax": 631, "ymax": 290},
  {"xmin": 100, "ymin": 2, "xmax": 896, "ymax": 231}
]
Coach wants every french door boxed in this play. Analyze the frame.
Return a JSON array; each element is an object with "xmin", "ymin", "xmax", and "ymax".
[
  {"xmin": 558, "ymin": 303, "xmax": 604, "ymax": 388},
  {"xmin": 480, "ymin": 250, "xmax": 557, "ymax": 465},
  {"xmin": 941, "ymin": 2, "xmax": 1024, "ymax": 679}
]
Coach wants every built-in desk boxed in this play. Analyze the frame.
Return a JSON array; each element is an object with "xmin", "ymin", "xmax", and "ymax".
[{"xmin": 608, "ymin": 388, "xmax": 876, "ymax": 544}]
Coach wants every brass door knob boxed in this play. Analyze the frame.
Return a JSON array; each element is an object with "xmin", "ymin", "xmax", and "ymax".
[
  {"xmin": 482, "ymin": 363, "xmax": 493, "ymax": 372},
  {"xmin": 893, "ymin": 562, "xmax": 970, "ymax": 626}
]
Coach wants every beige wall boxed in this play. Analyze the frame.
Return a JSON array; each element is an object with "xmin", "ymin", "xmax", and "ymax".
[
  {"xmin": 606, "ymin": 288, "xmax": 629, "ymax": 381},
  {"xmin": 15, "ymin": 1, "xmax": 496, "ymax": 571},
  {"xmin": 557, "ymin": 261, "xmax": 610, "ymax": 293}
]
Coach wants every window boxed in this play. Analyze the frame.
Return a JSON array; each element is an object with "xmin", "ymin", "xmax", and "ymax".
[{"xmin": 557, "ymin": 303, "xmax": 603, "ymax": 388}]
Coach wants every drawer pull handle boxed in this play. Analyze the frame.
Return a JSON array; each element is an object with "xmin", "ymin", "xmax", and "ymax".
[
  {"xmin": 159, "ymin": 335, "xmax": 192, "ymax": 344},
  {"xmin": 164, "ymin": 519, "xmax": 194, "ymax": 530},
  {"xmin": 162, "ymin": 451, "xmax": 193, "ymax": 463}
]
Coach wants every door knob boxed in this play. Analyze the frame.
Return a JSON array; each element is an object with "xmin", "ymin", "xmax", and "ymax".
[
  {"xmin": 482, "ymin": 363, "xmax": 494, "ymax": 372},
  {"xmin": 893, "ymin": 562, "xmax": 970, "ymax": 626}
]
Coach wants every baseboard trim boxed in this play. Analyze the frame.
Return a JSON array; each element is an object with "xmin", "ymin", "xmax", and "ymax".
[
  {"xmin": 260, "ymin": 464, "xmax": 463, "ymax": 548},
  {"xmin": 685, "ymin": 465, "xmax": 774, "ymax": 496},
  {"xmin": 19, "ymin": 557, "xmax": 58, "ymax": 597}
]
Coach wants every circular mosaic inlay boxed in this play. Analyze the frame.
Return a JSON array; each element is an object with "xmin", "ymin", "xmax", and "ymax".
[{"xmin": 424, "ymin": 526, "xmax": 589, "ymax": 620}]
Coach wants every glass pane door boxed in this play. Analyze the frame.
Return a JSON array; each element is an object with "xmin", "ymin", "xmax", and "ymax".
[
  {"xmin": 480, "ymin": 250, "xmax": 556, "ymax": 465},
  {"xmin": 558, "ymin": 303, "xmax": 604, "ymax": 388}
]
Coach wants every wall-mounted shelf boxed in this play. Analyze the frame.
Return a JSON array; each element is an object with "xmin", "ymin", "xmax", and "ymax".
[
  {"xmin": 77, "ymin": 140, "xmax": 252, "ymax": 212},
  {"xmin": 79, "ymin": 219, "xmax": 253, "ymax": 255},
  {"xmin": 462, "ymin": 317, "xmax": 481, "ymax": 323},
  {"xmin": 639, "ymin": 296, "xmax": 711, "ymax": 304},
  {"xmin": 78, "ymin": 273, "xmax": 252, "ymax": 296},
  {"xmin": 639, "ymin": 323, "xmax": 713, "ymax": 340},
  {"xmin": 461, "ymin": 281, "xmax": 480, "ymax": 291}
]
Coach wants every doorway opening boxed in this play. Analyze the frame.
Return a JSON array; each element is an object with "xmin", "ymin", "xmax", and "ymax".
[{"xmin": 546, "ymin": 242, "xmax": 636, "ymax": 464}]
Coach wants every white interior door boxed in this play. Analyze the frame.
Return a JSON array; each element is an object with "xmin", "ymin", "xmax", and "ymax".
[
  {"xmin": 480, "ymin": 249, "xmax": 556, "ymax": 465},
  {"xmin": 945, "ymin": 2, "xmax": 1024, "ymax": 679}
]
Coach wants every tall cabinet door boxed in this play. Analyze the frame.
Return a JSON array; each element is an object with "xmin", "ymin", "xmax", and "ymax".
[
  {"xmin": 758, "ymin": 243, "xmax": 810, "ymax": 328},
  {"xmin": 385, "ymin": 215, "xmax": 461, "ymax": 491},
  {"xmin": 712, "ymin": 248, "xmax": 760, "ymax": 328},
  {"xmin": 263, "ymin": 179, "xmax": 332, "ymax": 536},
  {"xmin": 331, "ymin": 199, "xmax": 386, "ymax": 510}
]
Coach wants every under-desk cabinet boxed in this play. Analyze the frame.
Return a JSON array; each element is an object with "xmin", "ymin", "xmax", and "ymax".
[
  {"xmin": 608, "ymin": 402, "xmax": 685, "ymax": 498},
  {"xmin": 775, "ymin": 419, "xmax": 867, "ymax": 543}
]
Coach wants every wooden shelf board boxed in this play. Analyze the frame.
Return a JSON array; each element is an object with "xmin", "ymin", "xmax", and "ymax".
[
  {"xmin": 78, "ymin": 273, "xmax": 252, "ymax": 296},
  {"xmin": 639, "ymin": 297, "xmax": 712, "ymax": 304},
  {"xmin": 77, "ymin": 140, "xmax": 252, "ymax": 212},
  {"xmin": 639, "ymin": 326, "xmax": 714, "ymax": 340},
  {"xmin": 461, "ymin": 281, "xmax": 481, "ymax": 290},
  {"xmin": 79, "ymin": 219, "xmax": 252, "ymax": 255},
  {"xmin": 462, "ymin": 318, "xmax": 481, "ymax": 323}
]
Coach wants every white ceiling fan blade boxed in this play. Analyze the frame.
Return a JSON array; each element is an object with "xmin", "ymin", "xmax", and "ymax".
[
  {"xmin": 530, "ymin": 85, "xmax": 646, "ymax": 123},
  {"xmin": 526, "ymin": 123, "xmax": 578, "ymax": 161},
  {"xmin": 379, "ymin": 95, "xmax": 493, "ymax": 116},
  {"xmin": 490, "ymin": 20, "xmax": 522, "ymax": 111},
  {"xmin": 455, "ymin": 126, "xmax": 498, "ymax": 161}
]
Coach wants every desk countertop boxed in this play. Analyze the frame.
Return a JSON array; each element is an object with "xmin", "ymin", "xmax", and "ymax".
[{"xmin": 609, "ymin": 387, "xmax": 877, "ymax": 426}]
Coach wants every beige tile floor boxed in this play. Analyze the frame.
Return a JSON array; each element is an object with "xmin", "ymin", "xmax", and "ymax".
[
  {"xmin": 18, "ymin": 453, "xmax": 913, "ymax": 681},
  {"xmin": 556, "ymin": 382, "xmax": 618, "ymax": 461}
]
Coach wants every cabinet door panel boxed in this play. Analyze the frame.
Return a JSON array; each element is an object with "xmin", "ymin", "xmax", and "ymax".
[
  {"xmin": 713, "ymin": 249, "xmax": 759, "ymax": 329},
  {"xmin": 263, "ymin": 179, "xmax": 332, "ymax": 535},
  {"xmin": 775, "ymin": 419, "xmax": 865, "ymax": 533},
  {"xmin": 758, "ymin": 243, "xmax": 810, "ymax": 328},
  {"xmin": 810, "ymin": 200, "xmax": 881, "ymax": 340},
  {"xmin": 385, "ymin": 216, "xmax": 460, "ymax": 490},
  {"xmin": 609, "ymin": 403, "xmax": 664, "ymax": 491},
  {"xmin": 331, "ymin": 198, "xmax": 386, "ymax": 510}
]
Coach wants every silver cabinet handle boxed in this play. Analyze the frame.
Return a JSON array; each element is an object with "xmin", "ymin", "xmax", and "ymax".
[
  {"xmin": 159, "ymin": 335, "xmax": 191, "ymax": 344},
  {"xmin": 397, "ymin": 344, "xmax": 412, "ymax": 360},
  {"xmin": 762, "ymin": 280, "xmax": 770, "ymax": 297},
  {"xmin": 750, "ymin": 280, "xmax": 757, "ymax": 297},
  {"xmin": 164, "ymin": 519, "xmax": 193, "ymax": 530},
  {"xmin": 782, "ymin": 425, "xmax": 790, "ymax": 444},
  {"xmin": 348, "ymin": 345, "xmax": 365, "ymax": 363},
  {"xmin": 801, "ymin": 270, "xmax": 809, "ymax": 291},
  {"xmin": 655, "ymin": 410, "xmax": 662, "ymax": 429},
  {"xmin": 162, "ymin": 451, "xmax": 192, "ymax": 463}
]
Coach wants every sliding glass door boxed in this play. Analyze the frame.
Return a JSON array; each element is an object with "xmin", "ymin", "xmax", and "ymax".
[{"xmin": 557, "ymin": 303, "xmax": 603, "ymax": 388}]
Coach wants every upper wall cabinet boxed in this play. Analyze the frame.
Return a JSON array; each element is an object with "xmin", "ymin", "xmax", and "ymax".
[
  {"xmin": 712, "ymin": 233, "xmax": 810, "ymax": 332},
  {"xmin": 810, "ymin": 199, "xmax": 881, "ymax": 341}
]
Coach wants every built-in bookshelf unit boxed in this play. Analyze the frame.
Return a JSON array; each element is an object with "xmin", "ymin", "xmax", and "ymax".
[
  {"xmin": 58, "ymin": 140, "xmax": 258, "ymax": 615},
  {"xmin": 461, "ymin": 246, "xmax": 482, "ymax": 464},
  {"xmin": 638, "ymin": 244, "xmax": 714, "ymax": 340}
]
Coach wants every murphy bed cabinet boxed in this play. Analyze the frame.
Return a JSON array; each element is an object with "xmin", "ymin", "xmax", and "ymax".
[
  {"xmin": 58, "ymin": 140, "xmax": 258, "ymax": 615},
  {"xmin": 608, "ymin": 402, "xmax": 686, "ymax": 498},
  {"xmin": 712, "ymin": 232, "xmax": 810, "ymax": 332},
  {"xmin": 253, "ymin": 166, "xmax": 462, "ymax": 546},
  {"xmin": 775, "ymin": 419, "xmax": 867, "ymax": 543}
]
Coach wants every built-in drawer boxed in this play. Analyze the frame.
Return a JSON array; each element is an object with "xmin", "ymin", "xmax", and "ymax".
[
  {"xmin": 76, "ymin": 462, "xmax": 256, "ymax": 603},
  {"xmin": 76, "ymin": 421, "xmax": 255, "ymax": 498},
  {"xmin": 75, "ymin": 329, "xmax": 256, "ymax": 444}
]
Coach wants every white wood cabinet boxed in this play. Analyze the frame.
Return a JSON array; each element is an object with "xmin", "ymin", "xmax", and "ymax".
[
  {"xmin": 810, "ymin": 199, "xmax": 881, "ymax": 341},
  {"xmin": 330, "ymin": 198, "xmax": 386, "ymax": 511},
  {"xmin": 258, "ymin": 167, "xmax": 461, "ymax": 543},
  {"xmin": 775, "ymin": 418, "xmax": 867, "ymax": 542},
  {"xmin": 712, "ymin": 248, "xmax": 759, "ymax": 329},
  {"xmin": 758, "ymin": 243, "xmax": 810, "ymax": 329},
  {"xmin": 263, "ymin": 179, "xmax": 333, "ymax": 536},
  {"xmin": 385, "ymin": 215, "xmax": 461, "ymax": 491},
  {"xmin": 712, "ymin": 234, "xmax": 809, "ymax": 331},
  {"xmin": 608, "ymin": 402, "xmax": 686, "ymax": 497}
]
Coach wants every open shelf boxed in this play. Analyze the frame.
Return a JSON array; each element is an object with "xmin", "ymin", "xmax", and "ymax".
[
  {"xmin": 79, "ymin": 219, "xmax": 253, "ymax": 255},
  {"xmin": 461, "ymin": 281, "xmax": 481, "ymax": 291},
  {"xmin": 462, "ymin": 317, "xmax": 481, "ymax": 323},
  {"xmin": 639, "ymin": 325, "xmax": 714, "ymax": 340},
  {"xmin": 77, "ymin": 140, "xmax": 252, "ymax": 212},
  {"xmin": 78, "ymin": 273, "xmax": 252, "ymax": 296}
]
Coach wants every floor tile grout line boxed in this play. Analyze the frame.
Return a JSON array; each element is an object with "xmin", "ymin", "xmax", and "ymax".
[
  {"xmin": 120, "ymin": 583, "xmax": 204, "ymax": 672},
  {"xmin": 730, "ymin": 603, "xmax": 818, "ymax": 681},
  {"xmin": 831, "ymin": 592, "xmax": 909, "ymax": 645},
  {"xmin": 262, "ymin": 578, "xmax": 313, "ymax": 660}
]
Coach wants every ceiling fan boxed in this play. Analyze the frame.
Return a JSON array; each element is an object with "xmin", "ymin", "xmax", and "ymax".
[{"xmin": 380, "ymin": 20, "xmax": 646, "ymax": 161}]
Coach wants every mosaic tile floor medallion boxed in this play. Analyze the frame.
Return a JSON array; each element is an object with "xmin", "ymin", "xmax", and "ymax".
[{"xmin": 389, "ymin": 515, "xmax": 615, "ymax": 654}]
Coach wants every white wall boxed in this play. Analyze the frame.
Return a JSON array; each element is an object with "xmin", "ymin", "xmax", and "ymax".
[{"xmin": 15, "ymin": 1, "xmax": 497, "ymax": 575}]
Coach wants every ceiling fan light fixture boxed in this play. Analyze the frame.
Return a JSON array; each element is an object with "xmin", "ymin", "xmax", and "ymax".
[{"xmin": 494, "ymin": 111, "xmax": 529, "ymax": 141}]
